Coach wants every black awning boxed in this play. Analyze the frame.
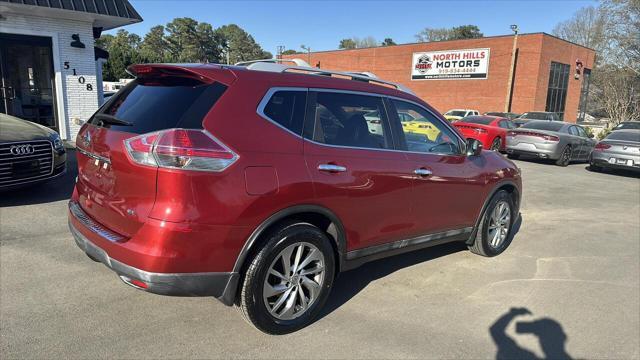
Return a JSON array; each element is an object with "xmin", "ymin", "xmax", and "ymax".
[{"xmin": 0, "ymin": 0, "xmax": 142, "ymax": 22}]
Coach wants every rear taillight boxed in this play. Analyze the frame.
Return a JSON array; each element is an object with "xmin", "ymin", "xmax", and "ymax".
[
  {"xmin": 507, "ymin": 131, "xmax": 517, "ymax": 137},
  {"xmin": 124, "ymin": 129, "xmax": 238, "ymax": 172},
  {"xmin": 508, "ymin": 131, "xmax": 558, "ymax": 142},
  {"xmin": 594, "ymin": 142, "xmax": 611, "ymax": 151}
]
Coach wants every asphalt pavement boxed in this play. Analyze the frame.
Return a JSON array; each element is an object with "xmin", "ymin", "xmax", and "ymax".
[{"xmin": 1, "ymin": 151, "xmax": 639, "ymax": 359}]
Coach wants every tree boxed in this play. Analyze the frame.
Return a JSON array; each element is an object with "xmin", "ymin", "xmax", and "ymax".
[
  {"xmin": 139, "ymin": 25, "xmax": 167, "ymax": 63},
  {"xmin": 98, "ymin": 29, "xmax": 141, "ymax": 81},
  {"xmin": 415, "ymin": 25, "xmax": 483, "ymax": 42},
  {"xmin": 552, "ymin": 6, "xmax": 607, "ymax": 63},
  {"xmin": 451, "ymin": 25, "xmax": 483, "ymax": 39},
  {"xmin": 381, "ymin": 38, "xmax": 397, "ymax": 46},
  {"xmin": 215, "ymin": 24, "xmax": 270, "ymax": 63},
  {"xmin": 339, "ymin": 36, "xmax": 378, "ymax": 49},
  {"xmin": 281, "ymin": 49, "xmax": 299, "ymax": 55},
  {"xmin": 552, "ymin": 0, "xmax": 639, "ymax": 124},
  {"xmin": 339, "ymin": 38, "xmax": 357, "ymax": 49}
]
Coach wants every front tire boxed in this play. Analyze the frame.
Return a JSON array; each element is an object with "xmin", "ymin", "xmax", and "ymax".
[
  {"xmin": 237, "ymin": 222, "xmax": 336, "ymax": 334},
  {"xmin": 469, "ymin": 190, "xmax": 515, "ymax": 257}
]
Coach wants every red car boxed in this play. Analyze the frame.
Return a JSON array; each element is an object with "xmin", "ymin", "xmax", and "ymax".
[
  {"xmin": 453, "ymin": 115, "xmax": 517, "ymax": 152},
  {"xmin": 68, "ymin": 61, "xmax": 522, "ymax": 334}
]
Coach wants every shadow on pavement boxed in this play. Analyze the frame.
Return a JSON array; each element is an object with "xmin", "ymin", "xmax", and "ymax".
[
  {"xmin": 318, "ymin": 214, "xmax": 523, "ymax": 323},
  {"xmin": 584, "ymin": 165, "xmax": 640, "ymax": 179},
  {"xmin": 0, "ymin": 149, "xmax": 77, "ymax": 207},
  {"xmin": 491, "ymin": 307, "xmax": 572, "ymax": 360}
]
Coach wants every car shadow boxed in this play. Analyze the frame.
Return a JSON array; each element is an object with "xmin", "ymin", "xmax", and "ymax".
[
  {"xmin": 491, "ymin": 307, "xmax": 572, "ymax": 360},
  {"xmin": 316, "ymin": 214, "xmax": 523, "ymax": 323},
  {"xmin": 0, "ymin": 149, "xmax": 77, "ymax": 207},
  {"xmin": 585, "ymin": 165, "xmax": 640, "ymax": 179}
]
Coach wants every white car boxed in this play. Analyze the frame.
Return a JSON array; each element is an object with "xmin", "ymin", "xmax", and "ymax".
[{"xmin": 444, "ymin": 109, "xmax": 479, "ymax": 122}]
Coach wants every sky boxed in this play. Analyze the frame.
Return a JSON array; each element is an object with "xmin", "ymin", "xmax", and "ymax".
[{"xmin": 114, "ymin": 0, "xmax": 597, "ymax": 53}]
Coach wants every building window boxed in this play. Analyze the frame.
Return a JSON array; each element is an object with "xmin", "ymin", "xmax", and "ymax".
[{"xmin": 545, "ymin": 62, "xmax": 570, "ymax": 120}]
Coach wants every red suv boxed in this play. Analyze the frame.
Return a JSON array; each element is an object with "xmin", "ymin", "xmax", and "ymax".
[{"xmin": 69, "ymin": 61, "xmax": 521, "ymax": 334}]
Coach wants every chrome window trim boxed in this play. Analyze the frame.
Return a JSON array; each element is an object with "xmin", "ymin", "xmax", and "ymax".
[
  {"xmin": 256, "ymin": 87, "xmax": 309, "ymax": 139},
  {"xmin": 254, "ymin": 86, "xmax": 467, "ymax": 156}
]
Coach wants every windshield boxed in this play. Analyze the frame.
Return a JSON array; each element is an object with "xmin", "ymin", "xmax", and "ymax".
[
  {"xmin": 606, "ymin": 131, "xmax": 640, "ymax": 142},
  {"xmin": 446, "ymin": 110, "xmax": 467, "ymax": 117},
  {"xmin": 521, "ymin": 121, "xmax": 564, "ymax": 132},
  {"xmin": 521, "ymin": 112, "xmax": 549, "ymax": 120}
]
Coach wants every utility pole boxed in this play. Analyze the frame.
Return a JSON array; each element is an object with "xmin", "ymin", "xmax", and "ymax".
[
  {"xmin": 301, "ymin": 45, "xmax": 311, "ymax": 64},
  {"xmin": 505, "ymin": 24, "xmax": 519, "ymax": 112},
  {"xmin": 276, "ymin": 45, "xmax": 284, "ymax": 60}
]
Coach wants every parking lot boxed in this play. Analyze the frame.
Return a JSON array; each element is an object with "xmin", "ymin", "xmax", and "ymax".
[{"xmin": 1, "ymin": 151, "xmax": 638, "ymax": 359}]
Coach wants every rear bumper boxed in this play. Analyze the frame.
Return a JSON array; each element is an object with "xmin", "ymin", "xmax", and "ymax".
[
  {"xmin": 506, "ymin": 143, "xmax": 561, "ymax": 159},
  {"xmin": 68, "ymin": 201, "xmax": 239, "ymax": 305},
  {"xmin": 591, "ymin": 151, "xmax": 640, "ymax": 171}
]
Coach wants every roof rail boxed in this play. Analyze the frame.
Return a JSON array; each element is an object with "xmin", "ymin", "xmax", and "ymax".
[{"xmin": 234, "ymin": 58, "xmax": 415, "ymax": 95}]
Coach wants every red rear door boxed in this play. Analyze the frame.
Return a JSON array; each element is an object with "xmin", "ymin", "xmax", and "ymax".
[
  {"xmin": 74, "ymin": 66, "xmax": 229, "ymax": 237},
  {"xmin": 304, "ymin": 91, "xmax": 413, "ymax": 251}
]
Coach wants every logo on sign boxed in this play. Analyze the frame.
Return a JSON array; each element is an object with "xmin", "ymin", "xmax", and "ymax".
[{"xmin": 414, "ymin": 54, "xmax": 433, "ymax": 74}]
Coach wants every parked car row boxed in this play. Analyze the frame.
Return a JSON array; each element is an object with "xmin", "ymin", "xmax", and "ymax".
[
  {"xmin": 446, "ymin": 114, "xmax": 640, "ymax": 171},
  {"xmin": 443, "ymin": 108, "xmax": 563, "ymax": 128}
]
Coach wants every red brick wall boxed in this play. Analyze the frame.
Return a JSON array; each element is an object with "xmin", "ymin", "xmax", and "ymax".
[{"xmin": 283, "ymin": 33, "xmax": 595, "ymax": 122}]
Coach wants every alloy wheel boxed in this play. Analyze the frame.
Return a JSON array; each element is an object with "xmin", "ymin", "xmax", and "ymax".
[
  {"xmin": 491, "ymin": 138, "xmax": 502, "ymax": 151},
  {"xmin": 263, "ymin": 242, "xmax": 325, "ymax": 320},
  {"xmin": 561, "ymin": 147, "xmax": 571, "ymax": 165},
  {"xmin": 488, "ymin": 200, "xmax": 511, "ymax": 249}
]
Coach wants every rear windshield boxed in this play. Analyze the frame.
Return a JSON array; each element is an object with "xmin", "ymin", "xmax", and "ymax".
[
  {"xmin": 89, "ymin": 77, "xmax": 227, "ymax": 134},
  {"xmin": 615, "ymin": 122, "xmax": 640, "ymax": 130},
  {"xmin": 461, "ymin": 116, "xmax": 493, "ymax": 125},
  {"xmin": 447, "ymin": 110, "xmax": 467, "ymax": 117},
  {"xmin": 606, "ymin": 131, "xmax": 640, "ymax": 142},
  {"xmin": 521, "ymin": 121, "xmax": 564, "ymax": 132}
]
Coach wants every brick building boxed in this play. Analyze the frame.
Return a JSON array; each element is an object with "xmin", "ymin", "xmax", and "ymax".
[
  {"xmin": 0, "ymin": 0, "xmax": 142, "ymax": 140},
  {"xmin": 284, "ymin": 33, "xmax": 596, "ymax": 123}
]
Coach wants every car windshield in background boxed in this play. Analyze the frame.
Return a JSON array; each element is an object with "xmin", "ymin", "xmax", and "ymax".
[
  {"xmin": 606, "ymin": 131, "xmax": 640, "ymax": 142},
  {"xmin": 447, "ymin": 111, "xmax": 467, "ymax": 117},
  {"xmin": 462, "ymin": 117, "xmax": 494, "ymax": 125},
  {"xmin": 521, "ymin": 112, "xmax": 548, "ymax": 120},
  {"xmin": 521, "ymin": 121, "xmax": 564, "ymax": 132},
  {"xmin": 615, "ymin": 122, "xmax": 640, "ymax": 130}
]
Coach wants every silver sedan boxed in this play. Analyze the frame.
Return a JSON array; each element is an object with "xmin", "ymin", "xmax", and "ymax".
[
  {"xmin": 506, "ymin": 121, "xmax": 597, "ymax": 166},
  {"xmin": 590, "ymin": 129, "xmax": 640, "ymax": 172}
]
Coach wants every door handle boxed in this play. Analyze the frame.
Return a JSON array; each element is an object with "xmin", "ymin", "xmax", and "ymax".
[
  {"xmin": 318, "ymin": 164, "xmax": 347, "ymax": 173},
  {"xmin": 414, "ymin": 168, "xmax": 432, "ymax": 176}
]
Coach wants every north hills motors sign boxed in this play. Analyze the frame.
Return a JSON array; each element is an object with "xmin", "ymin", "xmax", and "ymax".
[{"xmin": 411, "ymin": 48, "xmax": 490, "ymax": 80}]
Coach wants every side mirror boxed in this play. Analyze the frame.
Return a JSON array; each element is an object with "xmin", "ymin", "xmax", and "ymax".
[
  {"xmin": 588, "ymin": 133, "xmax": 594, "ymax": 139},
  {"xmin": 466, "ymin": 138, "xmax": 483, "ymax": 156}
]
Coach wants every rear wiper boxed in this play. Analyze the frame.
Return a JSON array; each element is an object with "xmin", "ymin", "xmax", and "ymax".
[{"xmin": 94, "ymin": 113, "xmax": 133, "ymax": 126}]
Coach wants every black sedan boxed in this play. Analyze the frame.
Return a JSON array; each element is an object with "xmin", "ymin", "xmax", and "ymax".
[{"xmin": 0, "ymin": 113, "xmax": 66, "ymax": 190}]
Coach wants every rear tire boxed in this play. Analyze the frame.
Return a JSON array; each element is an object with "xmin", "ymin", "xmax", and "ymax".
[
  {"xmin": 469, "ymin": 190, "xmax": 515, "ymax": 257},
  {"xmin": 236, "ymin": 222, "xmax": 335, "ymax": 335},
  {"xmin": 490, "ymin": 137, "xmax": 502, "ymax": 152},
  {"xmin": 556, "ymin": 146, "xmax": 572, "ymax": 167},
  {"xmin": 589, "ymin": 160, "xmax": 602, "ymax": 172}
]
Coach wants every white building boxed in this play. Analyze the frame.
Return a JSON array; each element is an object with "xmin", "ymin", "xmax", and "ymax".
[{"xmin": 0, "ymin": 0, "xmax": 142, "ymax": 141}]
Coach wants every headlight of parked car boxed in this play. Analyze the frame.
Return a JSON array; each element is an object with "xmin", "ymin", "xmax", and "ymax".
[{"xmin": 51, "ymin": 133, "xmax": 64, "ymax": 151}]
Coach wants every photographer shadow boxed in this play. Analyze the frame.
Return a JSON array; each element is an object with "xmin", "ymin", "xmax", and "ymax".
[{"xmin": 491, "ymin": 307, "xmax": 572, "ymax": 360}]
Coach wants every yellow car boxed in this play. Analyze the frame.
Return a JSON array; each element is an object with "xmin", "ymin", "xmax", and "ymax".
[{"xmin": 402, "ymin": 119, "xmax": 441, "ymax": 141}]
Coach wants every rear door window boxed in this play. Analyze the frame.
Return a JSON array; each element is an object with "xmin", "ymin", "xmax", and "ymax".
[
  {"xmin": 311, "ymin": 91, "xmax": 391, "ymax": 150},
  {"xmin": 261, "ymin": 90, "xmax": 307, "ymax": 135},
  {"xmin": 90, "ymin": 77, "xmax": 227, "ymax": 134}
]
